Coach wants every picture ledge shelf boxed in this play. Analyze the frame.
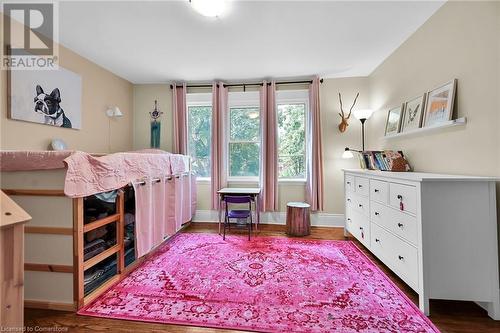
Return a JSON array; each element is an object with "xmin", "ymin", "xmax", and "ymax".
[{"xmin": 384, "ymin": 117, "xmax": 467, "ymax": 140}]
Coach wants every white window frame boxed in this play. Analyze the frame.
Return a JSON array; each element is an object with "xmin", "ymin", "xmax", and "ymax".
[
  {"xmin": 275, "ymin": 89, "xmax": 309, "ymax": 183},
  {"xmin": 227, "ymin": 91, "xmax": 261, "ymax": 183},
  {"xmin": 186, "ymin": 92, "xmax": 212, "ymax": 183}
]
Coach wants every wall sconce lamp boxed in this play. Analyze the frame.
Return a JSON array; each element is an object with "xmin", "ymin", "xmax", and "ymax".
[
  {"xmin": 106, "ymin": 106, "xmax": 123, "ymax": 153},
  {"xmin": 342, "ymin": 147, "xmax": 362, "ymax": 159},
  {"xmin": 106, "ymin": 106, "xmax": 123, "ymax": 118}
]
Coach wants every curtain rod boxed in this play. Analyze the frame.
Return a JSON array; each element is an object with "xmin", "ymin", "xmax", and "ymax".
[{"xmin": 170, "ymin": 78, "xmax": 323, "ymax": 89}]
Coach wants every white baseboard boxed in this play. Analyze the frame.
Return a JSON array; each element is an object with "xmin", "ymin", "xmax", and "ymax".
[{"xmin": 192, "ymin": 210, "xmax": 344, "ymax": 228}]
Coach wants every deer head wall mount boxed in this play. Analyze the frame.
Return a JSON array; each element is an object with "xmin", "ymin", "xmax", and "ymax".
[{"xmin": 338, "ymin": 92, "xmax": 359, "ymax": 133}]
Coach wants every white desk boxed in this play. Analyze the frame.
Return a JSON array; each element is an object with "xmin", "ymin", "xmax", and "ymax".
[{"xmin": 217, "ymin": 188, "xmax": 261, "ymax": 233}]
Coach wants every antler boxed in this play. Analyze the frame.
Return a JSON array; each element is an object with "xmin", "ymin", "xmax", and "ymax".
[
  {"xmin": 347, "ymin": 92, "xmax": 359, "ymax": 119},
  {"xmin": 338, "ymin": 92, "xmax": 344, "ymax": 117},
  {"xmin": 338, "ymin": 92, "xmax": 360, "ymax": 133}
]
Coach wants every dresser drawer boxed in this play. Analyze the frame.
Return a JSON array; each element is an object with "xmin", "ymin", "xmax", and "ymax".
[
  {"xmin": 346, "ymin": 208, "xmax": 370, "ymax": 248},
  {"xmin": 345, "ymin": 207, "xmax": 356, "ymax": 231},
  {"xmin": 370, "ymin": 201, "xmax": 418, "ymax": 245},
  {"xmin": 371, "ymin": 223, "xmax": 418, "ymax": 290},
  {"xmin": 355, "ymin": 177, "xmax": 369, "ymax": 196},
  {"xmin": 370, "ymin": 179, "xmax": 389, "ymax": 204},
  {"xmin": 389, "ymin": 183, "xmax": 417, "ymax": 215},
  {"xmin": 345, "ymin": 192, "xmax": 355, "ymax": 210},
  {"xmin": 353, "ymin": 194, "xmax": 369, "ymax": 216},
  {"xmin": 345, "ymin": 175, "xmax": 355, "ymax": 193}
]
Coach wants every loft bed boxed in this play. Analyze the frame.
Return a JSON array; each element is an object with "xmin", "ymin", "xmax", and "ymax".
[{"xmin": 0, "ymin": 149, "xmax": 196, "ymax": 311}]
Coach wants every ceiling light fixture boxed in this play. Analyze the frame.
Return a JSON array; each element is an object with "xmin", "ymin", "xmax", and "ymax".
[{"xmin": 189, "ymin": 0, "xmax": 226, "ymax": 18}]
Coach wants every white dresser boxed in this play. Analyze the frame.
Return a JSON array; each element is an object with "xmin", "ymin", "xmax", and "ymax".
[{"xmin": 343, "ymin": 169, "xmax": 500, "ymax": 319}]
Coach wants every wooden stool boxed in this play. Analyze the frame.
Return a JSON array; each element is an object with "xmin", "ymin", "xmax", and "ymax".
[{"xmin": 286, "ymin": 202, "xmax": 311, "ymax": 236}]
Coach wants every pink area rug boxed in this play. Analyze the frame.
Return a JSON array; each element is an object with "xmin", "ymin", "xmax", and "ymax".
[{"xmin": 78, "ymin": 233, "xmax": 439, "ymax": 333}]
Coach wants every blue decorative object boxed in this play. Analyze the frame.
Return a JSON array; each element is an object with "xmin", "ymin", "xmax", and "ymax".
[{"xmin": 149, "ymin": 100, "xmax": 163, "ymax": 148}]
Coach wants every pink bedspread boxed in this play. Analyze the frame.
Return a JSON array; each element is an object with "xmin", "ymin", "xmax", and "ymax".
[
  {"xmin": 63, "ymin": 150, "xmax": 188, "ymax": 198},
  {"xmin": 0, "ymin": 150, "xmax": 74, "ymax": 171}
]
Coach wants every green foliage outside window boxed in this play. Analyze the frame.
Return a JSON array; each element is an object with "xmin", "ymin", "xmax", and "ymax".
[
  {"xmin": 187, "ymin": 102, "xmax": 306, "ymax": 180},
  {"xmin": 277, "ymin": 103, "xmax": 306, "ymax": 179},
  {"xmin": 188, "ymin": 105, "xmax": 212, "ymax": 178},
  {"xmin": 229, "ymin": 107, "xmax": 260, "ymax": 177}
]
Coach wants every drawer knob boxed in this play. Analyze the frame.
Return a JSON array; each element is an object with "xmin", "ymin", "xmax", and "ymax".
[
  {"xmin": 359, "ymin": 227, "xmax": 363, "ymax": 230},
  {"xmin": 347, "ymin": 198, "xmax": 351, "ymax": 202},
  {"xmin": 397, "ymin": 223, "xmax": 404, "ymax": 228},
  {"xmin": 347, "ymin": 181, "xmax": 351, "ymax": 185},
  {"xmin": 374, "ymin": 189, "xmax": 379, "ymax": 193},
  {"xmin": 375, "ymin": 238, "xmax": 380, "ymax": 243},
  {"xmin": 358, "ymin": 184, "xmax": 363, "ymax": 188},
  {"xmin": 358, "ymin": 204, "xmax": 363, "ymax": 208},
  {"xmin": 374, "ymin": 212, "xmax": 379, "ymax": 216},
  {"xmin": 347, "ymin": 218, "xmax": 351, "ymax": 221},
  {"xmin": 398, "ymin": 255, "xmax": 404, "ymax": 260}
]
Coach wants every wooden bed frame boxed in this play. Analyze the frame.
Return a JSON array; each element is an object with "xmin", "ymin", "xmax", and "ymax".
[{"xmin": 2, "ymin": 172, "xmax": 193, "ymax": 311}]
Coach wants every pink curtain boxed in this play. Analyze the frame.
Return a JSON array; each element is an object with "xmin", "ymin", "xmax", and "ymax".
[
  {"xmin": 182, "ymin": 173, "xmax": 191, "ymax": 224},
  {"xmin": 260, "ymin": 81, "xmax": 279, "ymax": 211},
  {"xmin": 306, "ymin": 76, "xmax": 324, "ymax": 211},
  {"xmin": 174, "ymin": 175, "xmax": 184, "ymax": 231},
  {"xmin": 210, "ymin": 82, "xmax": 228, "ymax": 210},
  {"xmin": 190, "ymin": 173, "xmax": 197, "ymax": 218},
  {"xmin": 164, "ymin": 175, "xmax": 176, "ymax": 236},
  {"xmin": 152, "ymin": 178, "xmax": 165, "ymax": 245},
  {"xmin": 132, "ymin": 180, "xmax": 154, "ymax": 258},
  {"xmin": 172, "ymin": 83, "xmax": 188, "ymax": 154}
]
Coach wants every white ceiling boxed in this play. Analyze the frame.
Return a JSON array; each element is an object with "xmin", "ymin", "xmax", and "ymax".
[{"xmin": 57, "ymin": 1, "xmax": 444, "ymax": 84}]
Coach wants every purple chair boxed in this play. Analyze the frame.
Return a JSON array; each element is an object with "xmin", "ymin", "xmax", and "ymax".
[{"xmin": 223, "ymin": 196, "xmax": 253, "ymax": 241}]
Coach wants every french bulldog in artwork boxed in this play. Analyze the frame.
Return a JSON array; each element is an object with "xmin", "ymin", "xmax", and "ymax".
[{"xmin": 34, "ymin": 85, "xmax": 72, "ymax": 128}]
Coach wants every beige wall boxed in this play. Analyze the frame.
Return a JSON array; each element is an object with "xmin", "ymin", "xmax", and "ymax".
[
  {"xmin": 368, "ymin": 1, "xmax": 499, "ymax": 178},
  {"xmin": 0, "ymin": 14, "xmax": 133, "ymax": 153},
  {"xmin": 367, "ymin": 0, "xmax": 500, "ymax": 227},
  {"xmin": 133, "ymin": 79, "xmax": 370, "ymax": 213},
  {"xmin": 133, "ymin": 84, "xmax": 173, "ymax": 151},
  {"xmin": 320, "ymin": 78, "xmax": 370, "ymax": 213},
  {"xmin": 133, "ymin": 1, "xmax": 500, "ymax": 215}
]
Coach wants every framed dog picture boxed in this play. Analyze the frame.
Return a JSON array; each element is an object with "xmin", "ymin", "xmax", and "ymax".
[
  {"xmin": 401, "ymin": 94, "xmax": 426, "ymax": 132},
  {"xmin": 423, "ymin": 79, "xmax": 457, "ymax": 127},
  {"xmin": 385, "ymin": 104, "xmax": 404, "ymax": 136},
  {"xmin": 8, "ymin": 67, "xmax": 82, "ymax": 129}
]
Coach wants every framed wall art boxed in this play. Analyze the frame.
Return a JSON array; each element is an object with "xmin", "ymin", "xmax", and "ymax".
[
  {"xmin": 8, "ymin": 67, "xmax": 82, "ymax": 129},
  {"xmin": 384, "ymin": 104, "xmax": 404, "ymax": 136},
  {"xmin": 423, "ymin": 79, "xmax": 457, "ymax": 127},
  {"xmin": 401, "ymin": 94, "xmax": 426, "ymax": 132}
]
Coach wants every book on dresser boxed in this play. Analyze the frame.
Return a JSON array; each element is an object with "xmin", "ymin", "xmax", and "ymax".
[{"xmin": 343, "ymin": 169, "xmax": 500, "ymax": 320}]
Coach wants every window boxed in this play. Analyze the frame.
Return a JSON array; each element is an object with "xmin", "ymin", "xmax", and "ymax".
[
  {"xmin": 186, "ymin": 90, "xmax": 307, "ymax": 182},
  {"xmin": 187, "ymin": 93, "xmax": 212, "ymax": 179},
  {"xmin": 276, "ymin": 90, "xmax": 308, "ymax": 180},
  {"xmin": 227, "ymin": 92, "xmax": 260, "ymax": 180}
]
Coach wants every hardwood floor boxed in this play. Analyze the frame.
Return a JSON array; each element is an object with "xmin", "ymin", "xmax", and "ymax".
[{"xmin": 24, "ymin": 223, "xmax": 500, "ymax": 333}]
